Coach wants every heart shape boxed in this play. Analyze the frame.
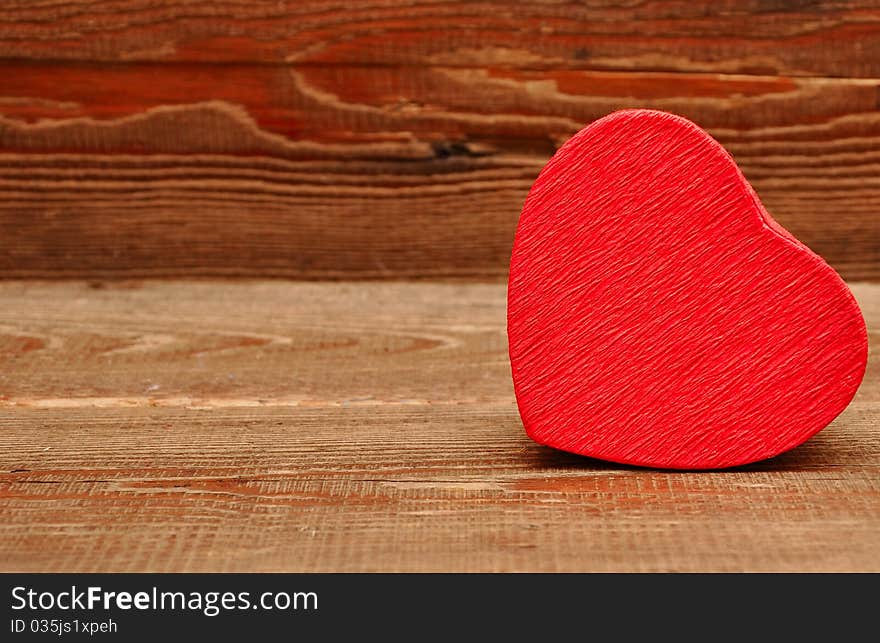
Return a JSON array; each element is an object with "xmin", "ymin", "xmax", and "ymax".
[{"xmin": 507, "ymin": 109, "xmax": 868, "ymax": 469}]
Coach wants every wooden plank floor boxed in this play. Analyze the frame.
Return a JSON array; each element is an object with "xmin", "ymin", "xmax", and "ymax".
[{"xmin": 0, "ymin": 280, "xmax": 877, "ymax": 572}]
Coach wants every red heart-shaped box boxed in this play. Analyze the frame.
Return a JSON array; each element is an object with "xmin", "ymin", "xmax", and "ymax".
[{"xmin": 508, "ymin": 109, "xmax": 868, "ymax": 469}]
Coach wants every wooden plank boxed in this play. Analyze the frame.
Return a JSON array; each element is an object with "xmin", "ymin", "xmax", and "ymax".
[
  {"xmin": 1, "ymin": 1, "xmax": 879, "ymax": 78},
  {"xmin": 0, "ymin": 280, "xmax": 875, "ymax": 406},
  {"xmin": 0, "ymin": 280, "xmax": 513, "ymax": 405},
  {"xmin": 1, "ymin": 64, "xmax": 878, "ymax": 280},
  {"xmin": 0, "ymin": 281, "xmax": 878, "ymax": 572},
  {"xmin": 1, "ymin": 404, "xmax": 878, "ymax": 573}
]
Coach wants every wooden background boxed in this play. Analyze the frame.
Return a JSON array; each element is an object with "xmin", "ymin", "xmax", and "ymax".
[
  {"xmin": 0, "ymin": 0, "xmax": 878, "ymax": 280},
  {"xmin": 1, "ymin": 280, "xmax": 878, "ymax": 572},
  {"xmin": 1, "ymin": 1, "xmax": 879, "ymax": 573}
]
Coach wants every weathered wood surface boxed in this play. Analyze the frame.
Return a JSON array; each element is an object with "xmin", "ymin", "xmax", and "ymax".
[
  {"xmin": 0, "ymin": 1, "xmax": 878, "ymax": 281},
  {"xmin": 2, "ymin": 1, "xmax": 880, "ymax": 76},
  {"xmin": 1, "ymin": 280, "xmax": 877, "ymax": 572}
]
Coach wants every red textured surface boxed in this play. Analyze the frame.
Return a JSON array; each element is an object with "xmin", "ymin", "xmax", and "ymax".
[{"xmin": 507, "ymin": 109, "xmax": 868, "ymax": 470}]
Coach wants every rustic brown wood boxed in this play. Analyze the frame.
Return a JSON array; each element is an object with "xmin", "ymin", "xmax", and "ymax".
[
  {"xmin": 2, "ymin": 1, "xmax": 880, "ymax": 78},
  {"xmin": 1, "ymin": 280, "xmax": 877, "ymax": 572},
  {"xmin": 0, "ymin": 62, "xmax": 878, "ymax": 280}
]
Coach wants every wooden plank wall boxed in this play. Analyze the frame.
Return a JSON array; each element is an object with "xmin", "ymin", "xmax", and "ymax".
[{"xmin": 0, "ymin": 1, "xmax": 878, "ymax": 280}]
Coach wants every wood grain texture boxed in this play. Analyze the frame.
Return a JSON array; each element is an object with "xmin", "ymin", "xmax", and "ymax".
[
  {"xmin": 2, "ymin": 0, "xmax": 880, "ymax": 77},
  {"xmin": 0, "ymin": 2, "xmax": 878, "ymax": 281},
  {"xmin": 0, "ymin": 65, "xmax": 878, "ymax": 280},
  {"xmin": 1, "ymin": 280, "xmax": 878, "ymax": 571}
]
